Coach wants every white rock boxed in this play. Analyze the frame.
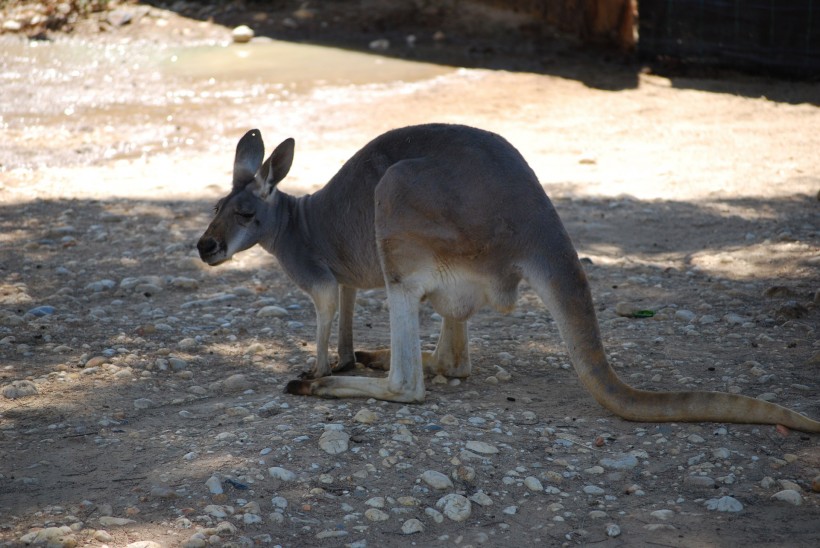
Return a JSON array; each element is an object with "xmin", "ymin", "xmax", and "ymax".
[
  {"xmin": 364, "ymin": 508, "xmax": 389, "ymax": 522},
  {"xmin": 354, "ymin": 408, "xmax": 379, "ymax": 424},
  {"xmin": 469, "ymin": 491, "xmax": 493, "ymax": 506},
  {"xmin": 319, "ymin": 429, "xmax": 350, "ymax": 454},
  {"xmin": 524, "ymin": 476, "xmax": 543, "ymax": 492},
  {"xmin": 704, "ymin": 496, "xmax": 743, "ymax": 512},
  {"xmin": 1, "ymin": 380, "xmax": 38, "ymax": 399},
  {"xmin": 401, "ymin": 518, "xmax": 424, "ymax": 534},
  {"xmin": 650, "ymin": 509, "xmax": 674, "ymax": 520},
  {"xmin": 205, "ymin": 475, "xmax": 223, "ymax": 494},
  {"xmin": 232, "ymin": 25, "xmax": 254, "ymax": 43},
  {"xmin": 770, "ymin": 489, "xmax": 802, "ymax": 506},
  {"xmin": 365, "ymin": 496, "xmax": 385, "ymax": 508},
  {"xmin": 269, "ymin": 467, "xmax": 296, "ymax": 481},
  {"xmin": 421, "ymin": 470, "xmax": 453, "ymax": 490},
  {"xmin": 606, "ymin": 523, "xmax": 621, "ymax": 537},
  {"xmin": 583, "ymin": 485, "xmax": 605, "ymax": 495},
  {"xmin": 436, "ymin": 494, "xmax": 471, "ymax": 522},
  {"xmin": 425, "ymin": 507, "xmax": 444, "ymax": 523},
  {"xmin": 465, "ymin": 440, "xmax": 498, "ymax": 454},
  {"xmin": 257, "ymin": 305, "xmax": 288, "ymax": 318}
]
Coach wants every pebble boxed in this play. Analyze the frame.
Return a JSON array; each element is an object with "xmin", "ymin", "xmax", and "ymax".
[
  {"xmin": 523, "ymin": 476, "xmax": 543, "ymax": 492},
  {"xmin": 319, "ymin": 429, "xmax": 350, "ymax": 454},
  {"xmin": 401, "ymin": 518, "xmax": 424, "ymax": 534},
  {"xmin": 354, "ymin": 408, "xmax": 379, "ymax": 424},
  {"xmin": 704, "ymin": 496, "xmax": 743, "ymax": 512},
  {"xmin": 232, "ymin": 25, "xmax": 255, "ymax": 43},
  {"xmin": 257, "ymin": 305, "xmax": 288, "ymax": 318},
  {"xmin": 770, "ymin": 489, "xmax": 802, "ymax": 505},
  {"xmin": 269, "ymin": 467, "xmax": 297, "ymax": 481},
  {"xmin": 599, "ymin": 453, "xmax": 638, "ymax": 470},
  {"xmin": 421, "ymin": 470, "xmax": 453, "ymax": 490},
  {"xmin": 469, "ymin": 491, "xmax": 493, "ymax": 506},
  {"xmin": 583, "ymin": 485, "xmax": 605, "ymax": 495},
  {"xmin": 650, "ymin": 509, "xmax": 674, "ymax": 520},
  {"xmin": 465, "ymin": 440, "xmax": 498, "ymax": 454},
  {"xmin": 684, "ymin": 475, "xmax": 715, "ymax": 488},
  {"xmin": 221, "ymin": 373, "xmax": 252, "ymax": 392},
  {"xmin": 133, "ymin": 398, "xmax": 154, "ymax": 409},
  {"xmin": 1, "ymin": 380, "xmax": 38, "ymax": 399},
  {"xmin": 436, "ymin": 493, "xmax": 472, "ymax": 522},
  {"xmin": 364, "ymin": 508, "xmax": 389, "ymax": 522},
  {"xmin": 606, "ymin": 524, "xmax": 621, "ymax": 537},
  {"xmin": 19, "ymin": 527, "xmax": 76, "ymax": 547},
  {"xmin": 205, "ymin": 475, "xmax": 223, "ymax": 494}
]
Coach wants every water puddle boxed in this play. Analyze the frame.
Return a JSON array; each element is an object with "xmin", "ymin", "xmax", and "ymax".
[{"xmin": 162, "ymin": 39, "xmax": 452, "ymax": 91}]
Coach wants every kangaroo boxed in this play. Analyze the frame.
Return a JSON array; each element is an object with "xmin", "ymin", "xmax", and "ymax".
[{"xmin": 197, "ymin": 124, "xmax": 820, "ymax": 433}]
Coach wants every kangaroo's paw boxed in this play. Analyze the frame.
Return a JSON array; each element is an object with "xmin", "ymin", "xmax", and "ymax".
[
  {"xmin": 354, "ymin": 349, "xmax": 391, "ymax": 370},
  {"xmin": 285, "ymin": 379, "xmax": 316, "ymax": 396}
]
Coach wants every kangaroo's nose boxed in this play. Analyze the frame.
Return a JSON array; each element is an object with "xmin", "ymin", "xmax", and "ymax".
[{"xmin": 197, "ymin": 237, "xmax": 218, "ymax": 257}]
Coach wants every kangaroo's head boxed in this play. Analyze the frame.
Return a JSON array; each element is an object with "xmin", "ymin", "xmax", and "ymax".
[{"xmin": 197, "ymin": 129, "xmax": 295, "ymax": 266}]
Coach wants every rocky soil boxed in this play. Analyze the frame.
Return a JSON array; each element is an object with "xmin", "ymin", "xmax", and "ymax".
[{"xmin": 1, "ymin": 1, "xmax": 819, "ymax": 547}]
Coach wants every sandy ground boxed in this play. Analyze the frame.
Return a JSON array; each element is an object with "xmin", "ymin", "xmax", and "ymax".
[{"xmin": 1, "ymin": 3, "xmax": 819, "ymax": 547}]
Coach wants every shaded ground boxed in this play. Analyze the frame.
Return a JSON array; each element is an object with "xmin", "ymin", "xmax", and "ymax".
[{"xmin": 1, "ymin": 2, "xmax": 819, "ymax": 547}]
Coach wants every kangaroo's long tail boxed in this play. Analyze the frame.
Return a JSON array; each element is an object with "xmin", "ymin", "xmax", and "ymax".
[{"xmin": 523, "ymin": 253, "xmax": 820, "ymax": 433}]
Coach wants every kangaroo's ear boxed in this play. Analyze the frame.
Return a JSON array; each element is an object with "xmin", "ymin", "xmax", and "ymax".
[
  {"xmin": 257, "ymin": 138, "xmax": 295, "ymax": 199},
  {"xmin": 233, "ymin": 129, "xmax": 265, "ymax": 188}
]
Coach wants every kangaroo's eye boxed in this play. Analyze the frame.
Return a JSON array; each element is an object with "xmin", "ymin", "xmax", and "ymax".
[{"xmin": 235, "ymin": 211, "xmax": 254, "ymax": 221}]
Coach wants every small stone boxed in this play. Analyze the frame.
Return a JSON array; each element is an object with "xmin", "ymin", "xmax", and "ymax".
[
  {"xmin": 606, "ymin": 524, "xmax": 621, "ymax": 537},
  {"xmin": 599, "ymin": 453, "xmax": 638, "ymax": 470},
  {"xmin": 319, "ymin": 429, "xmax": 350, "ymax": 454},
  {"xmin": 222, "ymin": 373, "xmax": 251, "ymax": 392},
  {"xmin": 178, "ymin": 337, "xmax": 197, "ymax": 349},
  {"xmin": 150, "ymin": 485, "xmax": 177, "ymax": 498},
  {"xmin": 353, "ymin": 408, "xmax": 378, "ymax": 424},
  {"xmin": 770, "ymin": 489, "xmax": 802, "ymax": 506},
  {"xmin": 704, "ymin": 496, "xmax": 743, "ymax": 512},
  {"xmin": 524, "ymin": 476, "xmax": 543, "ymax": 492},
  {"xmin": 502, "ymin": 505, "xmax": 518, "ymax": 515},
  {"xmin": 465, "ymin": 440, "xmax": 498, "ymax": 454},
  {"xmin": 107, "ymin": 8, "xmax": 133, "ymax": 26},
  {"xmin": 85, "ymin": 279, "xmax": 116, "ymax": 292},
  {"xmin": 684, "ymin": 476, "xmax": 715, "ymax": 488},
  {"xmin": 257, "ymin": 305, "xmax": 288, "ymax": 318},
  {"xmin": 205, "ymin": 475, "xmax": 223, "ymax": 494},
  {"xmin": 364, "ymin": 508, "xmax": 389, "ymax": 522},
  {"xmin": 812, "ymin": 475, "xmax": 820, "ymax": 493},
  {"xmin": 369, "ymin": 38, "xmax": 390, "ymax": 50},
  {"xmin": 650, "ymin": 509, "xmax": 674, "ymax": 520},
  {"xmin": 133, "ymin": 398, "xmax": 154, "ymax": 409},
  {"xmin": 583, "ymin": 485, "xmax": 605, "ymax": 495},
  {"xmin": 269, "ymin": 467, "xmax": 296, "ymax": 481},
  {"xmin": 469, "ymin": 491, "xmax": 493, "ymax": 506},
  {"xmin": 1, "ymin": 380, "xmax": 38, "ymax": 399},
  {"xmin": 94, "ymin": 530, "xmax": 114, "ymax": 542},
  {"xmin": 232, "ymin": 25, "xmax": 255, "ymax": 43},
  {"xmin": 675, "ymin": 309, "xmax": 696, "ymax": 322},
  {"xmin": 421, "ymin": 470, "xmax": 453, "ymax": 490},
  {"xmin": 425, "ymin": 507, "xmax": 444, "ymax": 523},
  {"xmin": 401, "ymin": 518, "xmax": 424, "ymax": 534},
  {"xmin": 437, "ymin": 494, "xmax": 471, "ymax": 522}
]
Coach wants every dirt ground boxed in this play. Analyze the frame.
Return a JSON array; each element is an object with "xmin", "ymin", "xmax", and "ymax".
[{"xmin": 1, "ymin": 2, "xmax": 819, "ymax": 547}]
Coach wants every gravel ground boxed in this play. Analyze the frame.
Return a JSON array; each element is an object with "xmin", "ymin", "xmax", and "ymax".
[{"xmin": 1, "ymin": 2, "xmax": 819, "ymax": 547}]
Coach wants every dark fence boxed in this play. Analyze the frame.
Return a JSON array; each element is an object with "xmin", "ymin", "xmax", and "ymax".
[{"xmin": 639, "ymin": 0, "xmax": 820, "ymax": 77}]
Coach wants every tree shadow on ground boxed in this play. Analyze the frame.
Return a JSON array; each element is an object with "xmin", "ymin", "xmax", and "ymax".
[{"xmin": 0, "ymin": 192, "xmax": 818, "ymax": 541}]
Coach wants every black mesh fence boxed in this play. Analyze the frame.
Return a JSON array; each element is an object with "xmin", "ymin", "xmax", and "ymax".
[{"xmin": 639, "ymin": 0, "xmax": 820, "ymax": 77}]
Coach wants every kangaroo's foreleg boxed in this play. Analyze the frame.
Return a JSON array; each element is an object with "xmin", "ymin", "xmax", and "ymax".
[
  {"xmin": 302, "ymin": 283, "xmax": 339, "ymax": 379},
  {"xmin": 333, "ymin": 285, "xmax": 357, "ymax": 373}
]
